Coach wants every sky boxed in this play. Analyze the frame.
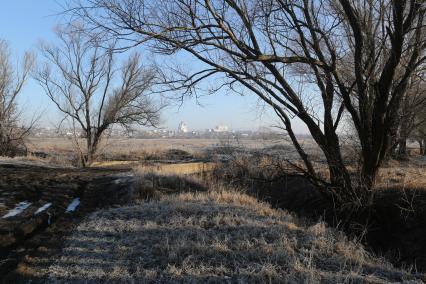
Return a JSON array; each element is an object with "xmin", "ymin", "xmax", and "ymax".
[{"xmin": 0, "ymin": 1, "xmax": 308, "ymax": 133}]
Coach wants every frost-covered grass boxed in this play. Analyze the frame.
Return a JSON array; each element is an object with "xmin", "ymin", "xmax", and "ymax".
[{"xmin": 48, "ymin": 185, "xmax": 417, "ymax": 283}]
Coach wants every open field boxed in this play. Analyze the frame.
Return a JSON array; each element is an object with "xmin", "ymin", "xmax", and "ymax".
[{"xmin": 28, "ymin": 137, "xmax": 293, "ymax": 157}]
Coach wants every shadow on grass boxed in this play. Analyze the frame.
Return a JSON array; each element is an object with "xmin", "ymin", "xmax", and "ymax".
[{"xmin": 21, "ymin": 197, "xmax": 415, "ymax": 283}]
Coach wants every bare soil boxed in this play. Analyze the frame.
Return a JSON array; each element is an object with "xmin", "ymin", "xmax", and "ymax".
[{"xmin": 0, "ymin": 161, "xmax": 134, "ymax": 282}]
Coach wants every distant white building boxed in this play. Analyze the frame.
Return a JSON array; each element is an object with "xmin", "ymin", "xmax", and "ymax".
[
  {"xmin": 214, "ymin": 125, "xmax": 228, "ymax": 132},
  {"xmin": 178, "ymin": 121, "xmax": 189, "ymax": 133}
]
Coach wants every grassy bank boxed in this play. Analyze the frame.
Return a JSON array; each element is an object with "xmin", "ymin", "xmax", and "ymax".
[{"xmin": 48, "ymin": 186, "xmax": 417, "ymax": 283}]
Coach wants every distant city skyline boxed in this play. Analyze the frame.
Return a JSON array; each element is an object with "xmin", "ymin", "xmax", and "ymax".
[
  {"xmin": 31, "ymin": 124, "xmax": 287, "ymax": 140},
  {"xmin": 0, "ymin": 1, "xmax": 309, "ymax": 134}
]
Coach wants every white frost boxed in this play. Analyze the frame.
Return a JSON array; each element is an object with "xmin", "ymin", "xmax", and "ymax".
[
  {"xmin": 34, "ymin": 203, "xmax": 52, "ymax": 215},
  {"xmin": 2, "ymin": 201, "xmax": 32, "ymax": 218},
  {"xmin": 66, "ymin": 198, "xmax": 80, "ymax": 213}
]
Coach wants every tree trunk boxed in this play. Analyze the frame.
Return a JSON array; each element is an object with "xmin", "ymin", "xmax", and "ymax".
[
  {"xmin": 359, "ymin": 136, "xmax": 385, "ymax": 206},
  {"xmin": 312, "ymin": 129, "xmax": 356, "ymax": 205},
  {"xmin": 80, "ymin": 157, "xmax": 87, "ymax": 167},
  {"xmin": 420, "ymin": 139, "xmax": 426, "ymax": 155},
  {"xmin": 86, "ymin": 144, "xmax": 96, "ymax": 166},
  {"xmin": 84, "ymin": 131, "xmax": 92, "ymax": 167},
  {"xmin": 397, "ymin": 138, "xmax": 408, "ymax": 158},
  {"xmin": 85, "ymin": 132, "xmax": 102, "ymax": 166},
  {"xmin": 395, "ymin": 116, "xmax": 410, "ymax": 159}
]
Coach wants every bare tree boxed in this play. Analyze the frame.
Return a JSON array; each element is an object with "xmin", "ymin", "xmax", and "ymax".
[
  {"xmin": 71, "ymin": 0, "xmax": 426, "ymax": 207},
  {"xmin": 415, "ymin": 125, "xmax": 426, "ymax": 156},
  {"xmin": 35, "ymin": 24, "xmax": 161, "ymax": 166},
  {"xmin": 0, "ymin": 40, "xmax": 34, "ymax": 157},
  {"xmin": 392, "ymin": 71, "xmax": 426, "ymax": 158},
  {"xmin": 412, "ymin": 97, "xmax": 426, "ymax": 156}
]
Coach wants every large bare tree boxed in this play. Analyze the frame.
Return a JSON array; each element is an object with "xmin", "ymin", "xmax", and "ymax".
[
  {"xmin": 0, "ymin": 40, "xmax": 34, "ymax": 157},
  {"xmin": 71, "ymin": 0, "xmax": 426, "ymax": 206},
  {"xmin": 36, "ymin": 25, "xmax": 161, "ymax": 166}
]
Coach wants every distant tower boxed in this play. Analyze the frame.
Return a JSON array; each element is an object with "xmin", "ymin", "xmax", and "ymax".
[{"xmin": 178, "ymin": 121, "xmax": 189, "ymax": 133}]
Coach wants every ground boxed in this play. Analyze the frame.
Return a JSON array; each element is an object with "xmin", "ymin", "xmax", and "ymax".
[
  {"xmin": 2, "ymin": 137, "xmax": 426, "ymax": 283},
  {"xmin": 0, "ymin": 159, "xmax": 135, "ymax": 281},
  {"xmin": 37, "ymin": 190, "xmax": 422, "ymax": 283}
]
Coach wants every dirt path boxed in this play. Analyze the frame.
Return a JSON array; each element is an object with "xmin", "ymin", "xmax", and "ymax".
[{"xmin": 0, "ymin": 162, "xmax": 135, "ymax": 282}]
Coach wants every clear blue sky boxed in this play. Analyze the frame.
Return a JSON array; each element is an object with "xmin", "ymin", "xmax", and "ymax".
[{"xmin": 0, "ymin": 1, "xmax": 308, "ymax": 133}]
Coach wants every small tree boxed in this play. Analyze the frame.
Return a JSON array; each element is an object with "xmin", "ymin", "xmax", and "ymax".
[
  {"xmin": 0, "ymin": 40, "xmax": 34, "ymax": 157},
  {"xmin": 36, "ymin": 25, "xmax": 161, "ymax": 166}
]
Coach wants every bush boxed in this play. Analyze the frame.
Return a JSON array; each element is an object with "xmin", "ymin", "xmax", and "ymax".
[{"xmin": 0, "ymin": 126, "xmax": 28, "ymax": 157}]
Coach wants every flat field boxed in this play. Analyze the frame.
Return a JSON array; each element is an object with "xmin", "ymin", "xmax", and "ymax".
[{"xmin": 28, "ymin": 137, "xmax": 289, "ymax": 155}]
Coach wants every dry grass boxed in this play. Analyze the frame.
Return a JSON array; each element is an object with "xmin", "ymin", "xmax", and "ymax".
[
  {"xmin": 0, "ymin": 155, "xmax": 74, "ymax": 168},
  {"xmin": 28, "ymin": 137, "xmax": 285, "ymax": 160},
  {"xmin": 376, "ymin": 159, "xmax": 426, "ymax": 189},
  {"xmin": 47, "ymin": 185, "xmax": 417, "ymax": 283},
  {"xmin": 214, "ymin": 148, "xmax": 426, "ymax": 192}
]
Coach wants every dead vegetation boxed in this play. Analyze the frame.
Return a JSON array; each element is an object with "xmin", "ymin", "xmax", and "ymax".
[
  {"xmin": 2, "ymin": 142, "xmax": 426, "ymax": 283},
  {"xmin": 210, "ymin": 151, "xmax": 426, "ymax": 272},
  {"xmin": 26, "ymin": 137, "xmax": 279, "ymax": 163},
  {"xmin": 47, "ymin": 186, "xmax": 419, "ymax": 283},
  {"xmin": 5, "ymin": 139, "xmax": 426, "ymax": 280}
]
